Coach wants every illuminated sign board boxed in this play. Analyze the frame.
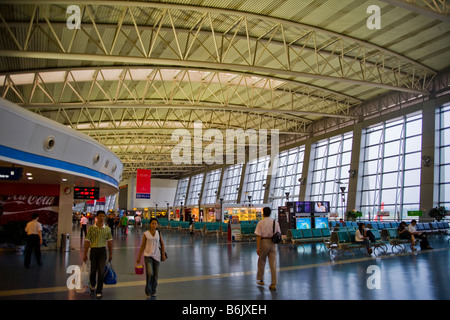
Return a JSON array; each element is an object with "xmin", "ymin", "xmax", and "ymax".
[
  {"xmin": 0, "ymin": 167, "xmax": 23, "ymax": 180},
  {"xmin": 73, "ymin": 187, "xmax": 99, "ymax": 200}
]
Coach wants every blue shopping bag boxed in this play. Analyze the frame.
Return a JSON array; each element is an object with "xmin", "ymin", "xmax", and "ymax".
[{"xmin": 103, "ymin": 261, "xmax": 117, "ymax": 285}]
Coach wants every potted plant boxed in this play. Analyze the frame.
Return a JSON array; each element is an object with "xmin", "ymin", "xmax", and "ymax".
[
  {"xmin": 428, "ymin": 206, "xmax": 447, "ymax": 222},
  {"xmin": 346, "ymin": 210, "xmax": 363, "ymax": 222},
  {"xmin": 346, "ymin": 211, "xmax": 357, "ymax": 222}
]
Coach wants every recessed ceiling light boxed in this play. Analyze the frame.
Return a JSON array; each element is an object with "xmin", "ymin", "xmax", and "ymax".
[
  {"xmin": 26, "ymin": 173, "xmax": 32, "ymax": 176},
  {"xmin": 27, "ymin": 177, "xmax": 33, "ymax": 180},
  {"xmin": 62, "ymin": 178, "xmax": 67, "ymax": 181}
]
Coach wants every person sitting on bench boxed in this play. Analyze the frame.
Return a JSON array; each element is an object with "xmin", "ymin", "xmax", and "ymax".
[
  {"xmin": 408, "ymin": 220, "xmax": 432, "ymax": 250},
  {"xmin": 398, "ymin": 221, "xmax": 416, "ymax": 251},
  {"xmin": 355, "ymin": 223, "xmax": 372, "ymax": 255}
]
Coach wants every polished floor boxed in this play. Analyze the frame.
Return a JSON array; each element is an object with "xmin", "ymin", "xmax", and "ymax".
[{"xmin": 0, "ymin": 224, "xmax": 449, "ymax": 300}]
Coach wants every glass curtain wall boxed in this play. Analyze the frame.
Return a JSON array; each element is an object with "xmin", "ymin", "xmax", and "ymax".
[
  {"xmin": 309, "ymin": 132, "xmax": 353, "ymax": 218},
  {"xmin": 220, "ymin": 163, "xmax": 243, "ymax": 203},
  {"xmin": 436, "ymin": 103, "xmax": 450, "ymax": 209},
  {"xmin": 186, "ymin": 173, "xmax": 204, "ymax": 206},
  {"xmin": 202, "ymin": 169, "xmax": 222, "ymax": 204},
  {"xmin": 174, "ymin": 177, "xmax": 189, "ymax": 206},
  {"xmin": 271, "ymin": 146, "xmax": 305, "ymax": 209},
  {"xmin": 242, "ymin": 156, "xmax": 270, "ymax": 204},
  {"xmin": 359, "ymin": 112, "xmax": 423, "ymax": 220},
  {"xmin": 172, "ymin": 105, "xmax": 450, "ymax": 220}
]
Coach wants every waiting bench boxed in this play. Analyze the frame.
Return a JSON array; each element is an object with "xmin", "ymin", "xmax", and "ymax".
[
  {"xmin": 329, "ymin": 229, "xmax": 389, "ymax": 256},
  {"xmin": 204, "ymin": 222, "xmax": 221, "ymax": 235},
  {"xmin": 330, "ymin": 231, "xmax": 367, "ymax": 256},
  {"xmin": 383, "ymin": 228, "xmax": 412, "ymax": 253},
  {"xmin": 287, "ymin": 228, "xmax": 332, "ymax": 250},
  {"xmin": 240, "ymin": 224, "xmax": 257, "ymax": 241}
]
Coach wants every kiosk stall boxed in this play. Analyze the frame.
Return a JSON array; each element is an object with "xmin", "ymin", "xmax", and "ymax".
[
  {"xmin": 204, "ymin": 205, "xmax": 220, "ymax": 222},
  {"xmin": 223, "ymin": 205, "xmax": 264, "ymax": 223}
]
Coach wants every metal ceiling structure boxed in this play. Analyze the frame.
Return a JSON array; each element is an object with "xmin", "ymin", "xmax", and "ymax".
[{"xmin": 0, "ymin": 0, "xmax": 449, "ymax": 179}]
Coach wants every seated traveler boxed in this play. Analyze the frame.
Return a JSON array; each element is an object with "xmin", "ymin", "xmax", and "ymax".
[
  {"xmin": 355, "ymin": 223, "xmax": 372, "ymax": 255},
  {"xmin": 398, "ymin": 221, "xmax": 416, "ymax": 251}
]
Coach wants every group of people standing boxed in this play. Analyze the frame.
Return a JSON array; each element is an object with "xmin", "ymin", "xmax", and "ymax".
[{"xmin": 79, "ymin": 212, "xmax": 130, "ymax": 239}]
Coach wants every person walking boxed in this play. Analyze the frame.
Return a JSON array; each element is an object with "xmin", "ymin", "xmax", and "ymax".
[
  {"xmin": 80, "ymin": 214, "xmax": 88, "ymax": 238},
  {"xmin": 24, "ymin": 213, "xmax": 42, "ymax": 268},
  {"xmin": 106, "ymin": 212, "xmax": 116, "ymax": 235},
  {"xmin": 83, "ymin": 210, "xmax": 113, "ymax": 299},
  {"xmin": 136, "ymin": 218, "xmax": 166, "ymax": 298},
  {"xmin": 120, "ymin": 213, "xmax": 128, "ymax": 236},
  {"xmin": 254, "ymin": 207, "xmax": 280, "ymax": 290}
]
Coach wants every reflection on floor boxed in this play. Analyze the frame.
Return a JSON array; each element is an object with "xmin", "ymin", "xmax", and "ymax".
[{"xmin": 0, "ymin": 224, "xmax": 449, "ymax": 300}]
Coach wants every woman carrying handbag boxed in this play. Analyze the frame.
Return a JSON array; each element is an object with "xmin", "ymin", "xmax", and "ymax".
[{"xmin": 136, "ymin": 218, "xmax": 166, "ymax": 298}]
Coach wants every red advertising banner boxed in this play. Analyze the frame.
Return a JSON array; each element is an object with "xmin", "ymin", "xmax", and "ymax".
[
  {"xmin": 136, "ymin": 169, "xmax": 151, "ymax": 199},
  {"xmin": 0, "ymin": 195, "xmax": 59, "ymax": 226},
  {"xmin": 0, "ymin": 194, "xmax": 59, "ymax": 248},
  {"xmin": 97, "ymin": 197, "xmax": 106, "ymax": 204}
]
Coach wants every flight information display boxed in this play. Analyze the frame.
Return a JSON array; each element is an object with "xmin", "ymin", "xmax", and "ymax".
[{"xmin": 74, "ymin": 187, "xmax": 99, "ymax": 200}]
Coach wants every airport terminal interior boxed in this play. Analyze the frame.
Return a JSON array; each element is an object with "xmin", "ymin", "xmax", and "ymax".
[{"xmin": 0, "ymin": 0, "xmax": 450, "ymax": 301}]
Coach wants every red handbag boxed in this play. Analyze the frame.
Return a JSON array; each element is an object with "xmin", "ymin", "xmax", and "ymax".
[{"xmin": 135, "ymin": 264, "xmax": 144, "ymax": 274}]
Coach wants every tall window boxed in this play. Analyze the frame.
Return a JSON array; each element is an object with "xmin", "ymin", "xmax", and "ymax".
[
  {"xmin": 202, "ymin": 169, "xmax": 222, "ymax": 205},
  {"xmin": 242, "ymin": 156, "xmax": 270, "ymax": 204},
  {"xmin": 221, "ymin": 163, "xmax": 243, "ymax": 203},
  {"xmin": 309, "ymin": 132, "xmax": 353, "ymax": 216},
  {"xmin": 359, "ymin": 112, "xmax": 422, "ymax": 219},
  {"xmin": 436, "ymin": 103, "xmax": 450, "ymax": 209},
  {"xmin": 271, "ymin": 146, "xmax": 305, "ymax": 209},
  {"xmin": 174, "ymin": 177, "xmax": 189, "ymax": 206},
  {"xmin": 186, "ymin": 173, "xmax": 204, "ymax": 206}
]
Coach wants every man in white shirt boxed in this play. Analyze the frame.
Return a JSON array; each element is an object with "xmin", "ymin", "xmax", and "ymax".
[
  {"xmin": 24, "ymin": 213, "xmax": 43, "ymax": 268},
  {"xmin": 254, "ymin": 207, "xmax": 281, "ymax": 290},
  {"xmin": 407, "ymin": 220, "xmax": 422, "ymax": 236},
  {"xmin": 407, "ymin": 220, "xmax": 427, "ymax": 250},
  {"xmin": 80, "ymin": 214, "xmax": 88, "ymax": 238}
]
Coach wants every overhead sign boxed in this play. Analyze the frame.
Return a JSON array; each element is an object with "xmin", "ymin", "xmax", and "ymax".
[
  {"xmin": 329, "ymin": 212, "xmax": 339, "ymax": 217},
  {"xmin": 377, "ymin": 211, "xmax": 390, "ymax": 216},
  {"xmin": 73, "ymin": 187, "xmax": 99, "ymax": 200},
  {"xmin": 97, "ymin": 196, "xmax": 106, "ymax": 205},
  {"xmin": 0, "ymin": 167, "xmax": 23, "ymax": 180},
  {"xmin": 407, "ymin": 210, "xmax": 423, "ymax": 216},
  {"xmin": 136, "ymin": 169, "xmax": 151, "ymax": 199}
]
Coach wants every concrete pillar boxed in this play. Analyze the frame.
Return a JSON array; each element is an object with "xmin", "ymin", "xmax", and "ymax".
[
  {"xmin": 58, "ymin": 184, "xmax": 73, "ymax": 250},
  {"xmin": 419, "ymin": 99, "xmax": 436, "ymax": 221},
  {"xmin": 346, "ymin": 122, "xmax": 363, "ymax": 215},
  {"xmin": 299, "ymin": 140, "xmax": 312, "ymax": 201},
  {"xmin": 237, "ymin": 162, "xmax": 246, "ymax": 204}
]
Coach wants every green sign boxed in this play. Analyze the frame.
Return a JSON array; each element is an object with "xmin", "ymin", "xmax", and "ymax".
[{"xmin": 407, "ymin": 210, "xmax": 423, "ymax": 216}]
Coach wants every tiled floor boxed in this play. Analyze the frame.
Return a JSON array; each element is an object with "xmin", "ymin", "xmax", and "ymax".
[{"xmin": 0, "ymin": 224, "xmax": 449, "ymax": 300}]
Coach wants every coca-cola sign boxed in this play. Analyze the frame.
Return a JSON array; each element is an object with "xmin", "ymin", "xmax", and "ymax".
[
  {"xmin": 6, "ymin": 195, "xmax": 57, "ymax": 206},
  {"xmin": 0, "ymin": 194, "xmax": 59, "ymax": 226}
]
